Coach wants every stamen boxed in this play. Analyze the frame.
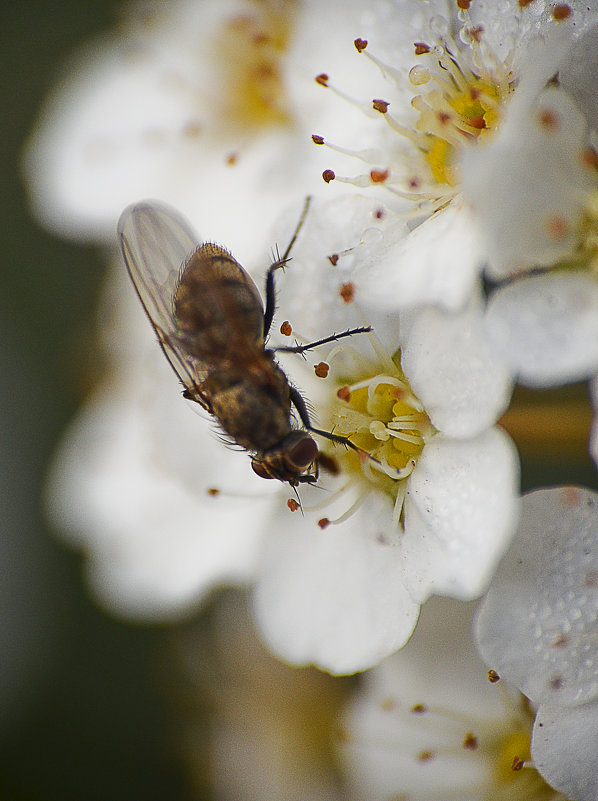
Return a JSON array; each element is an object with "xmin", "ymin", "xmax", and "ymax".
[
  {"xmin": 377, "ymin": 456, "xmax": 416, "ymax": 481},
  {"xmin": 388, "ymin": 415, "xmax": 427, "ymax": 428},
  {"xmin": 366, "ymin": 374, "xmax": 405, "ymax": 398},
  {"xmin": 414, "ymin": 42, "xmax": 432, "ymax": 56},
  {"xmin": 392, "ymin": 482, "xmax": 407, "ymax": 525},
  {"xmin": 303, "ymin": 475, "xmax": 361, "ymax": 513},
  {"xmin": 311, "ymin": 135, "xmax": 384, "ymax": 165},
  {"xmin": 437, "ymin": 52, "xmax": 470, "ymax": 94},
  {"xmin": 314, "ymin": 72, "xmax": 378, "ymax": 117},
  {"xmin": 370, "ymin": 420, "xmax": 390, "ymax": 440},
  {"xmin": 386, "ymin": 429, "xmax": 425, "ymax": 446},
  {"xmin": 383, "ymin": 185, "xmax": 456, "ymax": 207},
  {"xmin": 325, "ymin": 489, "xmax": 370, "ymax": 525},
  {"xmin": 375, "ymin": 104, "xmax": 425, "ymax": 147},
  {"xmin": 332, "ymin": 171, "xmax": 385, "ymax": 188},
  {"xmin": 552, "ymin": 4, "xmax": 572, "ymax": 22},
  {"xmin": 354, "ymin": 37, "xmax": 404, "ymax": 84}
]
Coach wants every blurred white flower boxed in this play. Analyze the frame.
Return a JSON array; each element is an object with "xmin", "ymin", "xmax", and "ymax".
[
  {"xmin": 22, "ymin": 0, "xmax": 340, "ymax": 261},
  {"xmin": 174, "ymin": 590, "xmax": 347, "ymax": 801},
  {"xmin": 47, "ymin": 195, "xmax": 519, "ymax": 674},
  {"xmin": 475, "ymin": 486, "xmax": 598, "ymax": 800},
  {"xmin": 338, "ymin": 596, "xmax": 554, "ymax": 801}
]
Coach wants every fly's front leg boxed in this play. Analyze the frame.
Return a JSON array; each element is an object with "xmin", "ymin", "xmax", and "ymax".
[
  {"xmin": 262, "ymin": 254, "xmax": 287, "ymax": 339},
  {"xmin": 289, "ymin": 385, "xmax": 379, "ymax": 466},
  {"xmin": 262, "ymin": 196, "xmax": 312, "ymax": 339}
]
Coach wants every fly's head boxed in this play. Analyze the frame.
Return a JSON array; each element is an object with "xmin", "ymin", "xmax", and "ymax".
[{"xmin": 251, "ymin": 431, "xmax": 318, "ymax": 485}]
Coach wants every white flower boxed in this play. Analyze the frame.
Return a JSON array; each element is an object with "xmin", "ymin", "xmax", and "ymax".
[
  {"xmin": 287, "ymin": 0, "xmax": 598, "ymax": 389},
  {"xmin": 338, "ymin": 596, "xmax": 555, "ymax": 800},
  {"xmin": 475, "ymin": 486, "xmax": 598, "ymax": 800},
  {"xmin": 22, "ymin": 0, "xmax": 341, "ymax": 262},
  {"xmin": 288, "ymin": 0, "xmax": 598, "ymax": 313},
  {"xmin": 47, "ymin": 194, "xmax": 519, "ymax": 674}
]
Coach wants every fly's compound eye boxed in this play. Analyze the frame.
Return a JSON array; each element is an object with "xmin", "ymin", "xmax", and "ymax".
[
  {"xmin": 287, "ymin": 435, "xmax": 318, "ymax": 470},
  {"xmin": 251, "ymin": 434, "xmax": 318, "ymax": 482}
]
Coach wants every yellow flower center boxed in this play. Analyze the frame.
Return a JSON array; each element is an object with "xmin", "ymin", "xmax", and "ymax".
[
  {"xmin": 488, "ymin": 702, "xmax": 561, "ymax": 800},
  {"xmin": 410, "ymin": 59, "xmax": 506, "ymax": 187},
  {"xmin": 210, "ymin": 1, "xmax": 295, "ymax": 130},
  {"xmin": 560, "ymin": 186, "xmax": 598, "ymax": 274},
  {"xmin": 327, "ymin": 351, "xmax": 434, "ymax": 524}
]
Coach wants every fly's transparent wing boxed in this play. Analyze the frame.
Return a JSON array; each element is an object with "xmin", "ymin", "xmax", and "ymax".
[{"xmin": 117, "ymin": 200, "xmax": 211, "ymax": 409}]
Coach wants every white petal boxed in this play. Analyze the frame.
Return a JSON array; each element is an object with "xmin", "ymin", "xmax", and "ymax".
[
  {"xmin": 476, "ymin": 487, "xmax": 598, "ymax": 707},
  {"xmin": 532, "ymin": 701, "xmax": 598, "ymax": 801},
  {"xmin": 401, "ymin": 303, "xmax": 513, "ymax": 438},
  {"xmin": 253, "ymin": 490, "xmax": 419, "ymax": 674},
  {"xmin": 46, "ymin": 383, "xmax": 273, "ymax": 621},
  {"xmin": 356, "ymin": 201, "xmax": 484, "ymax": 313},
  {"xmin": 401, "ymin": 429, "xmax": 520, "ymax": 603},
  {"xmin": 463, "ymin": 87, "xmax": 594, "ymax": 277},
  {"xmin": 271, "ymin": 194, "xmax": 408, "ymax": 341},
  {"xmin": 484, "ymin": 271, "xmax": 598, "ymax": 388}
]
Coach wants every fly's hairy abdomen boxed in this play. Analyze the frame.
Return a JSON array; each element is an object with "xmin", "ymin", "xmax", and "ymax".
[{"xmin": 205, "ymin": 360, "xmax": 292, "ymax": 452}]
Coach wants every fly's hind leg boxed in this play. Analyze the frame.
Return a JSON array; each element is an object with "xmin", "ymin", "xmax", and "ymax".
[{"xmin": 263, "ymin": 196, "xmax": 312, "ymax": 339}]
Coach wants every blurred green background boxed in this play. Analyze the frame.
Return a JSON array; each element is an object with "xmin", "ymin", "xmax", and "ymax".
[
  {"xmin": 2, "ymin": 2, "xmax": 597, "ymax": 800},
  {"xmin": 1, "ymin": 3, "xmax": 190, "ymax": 799}
]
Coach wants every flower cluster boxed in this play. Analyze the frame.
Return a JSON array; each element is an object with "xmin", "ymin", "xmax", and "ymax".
[
  {"xmin": 339, "ymin": 597, "xmax": 551, "ymax": 800},
  {"xmin": 24, "ymin": 0, "xmax": 598, "ymax": 797}
]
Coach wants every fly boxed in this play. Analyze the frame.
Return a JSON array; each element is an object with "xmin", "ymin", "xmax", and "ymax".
[{"xmin": 117, "ymin": 197, "xmax": 371, "ymax": 485}]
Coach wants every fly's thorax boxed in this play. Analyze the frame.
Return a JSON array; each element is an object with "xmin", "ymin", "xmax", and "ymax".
[{"xmin": 174, "ymin": 243, "xmax": 264, "ymax": 360}]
